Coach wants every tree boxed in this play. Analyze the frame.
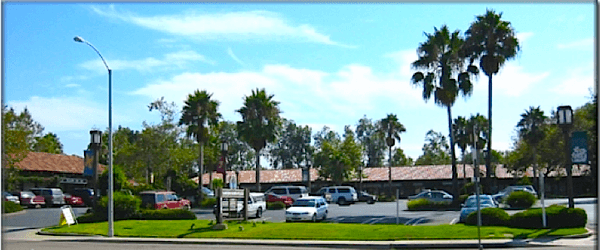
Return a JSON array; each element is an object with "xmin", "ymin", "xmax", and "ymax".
[
  {"xmin": 356, "ymin": 115, "xmax": 385, "ymax": 167},
  {"xmin": 179, "ymin": 90, "xmax": 221, "ymax": 201},
  {"xmin": 2, "ymin": 106, "xmax": 31, "ymax": 190},
  {"xmin": 411, "ymin": 25, "xmax": 478, "ymax": 203},
  {"xmin": 313, "ymin": 126, "xmax": 341, "ymax": 149},
  {"xmin": 237, "ymin": 88, "xmax": 281, "ymax": 192},
  {"xmin": 464, "ymin": 9, "xmax": 520, "ymax": 190},
  {"xmin": 33, "ymin": 133, "xmax": 63, "ymax": 154},
  {"xmin": 390, "ymin": 148, "xmax": 414, "ymax": 166},
  {"xmin": 269, "ymin": 119, "xmax": 313, "ymax": 169},
  {"xmin": 415, "ymin": 130, "xmax": 451, "ymax": 165},
  {"xmin": 516, "ymin": 106, "xmax": 547, "ymax": 190},
  {"xmin": 314, "ymin": 126, "xmax": 362, "ymax": 185},
  {"xmin": 379, "ymin": 114, "xmax": 406, "ymax": 196}
]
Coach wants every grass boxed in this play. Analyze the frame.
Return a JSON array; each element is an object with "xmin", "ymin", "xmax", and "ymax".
[{"xmin": 42, "ymin": 220, "xmax": 587, "ymax": 240}]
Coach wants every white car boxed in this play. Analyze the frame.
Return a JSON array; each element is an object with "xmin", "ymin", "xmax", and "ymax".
[
  {"xmin": 459, "ymin": 195, "xmax": 497, "ymax": 223},
  {"xmin": 285, "ymin": 196, "xmax": 328, "ymax": 222}
]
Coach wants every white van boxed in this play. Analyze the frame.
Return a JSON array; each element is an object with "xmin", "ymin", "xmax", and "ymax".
[
  {"xmin": 316, "ymin": 186, "xmax": 358, "ymax": 205},
  {"xmin": 218, "ymin": 192, "xmax": 267, "ymax": 218},
  {"xmin": 264, "ymin": 186, "xmax": 309, "ymax": 201}
]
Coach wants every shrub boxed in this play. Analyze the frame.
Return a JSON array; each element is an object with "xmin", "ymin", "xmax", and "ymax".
[
  {"xmin": 97, "ymin": 191, "xmax": 141, "ymax": 220},
  {"xmin": 458, "ymin": 194, "xmax": 469, "ymax": 204},
  {"xmin": 378, "ymin": 195, "xmax": 396, "ymax": 202},
  {"xmin": 267, "ymin": 201, "xmax": 286, "ymax": 210},
  {"xmin": 201, "ymin": 198, "xmax": 216, "ymax": 208},
  {"xmin": 2, "ymin": 201, "xmax": 23, "ymax": 213},
  {"xmin": 77, "ymin": 212, "xmax": 106, "ymax": 223},
  {"xmin": 138, "ymin": 209, "xmax": 196, "ymax": 220},
  {"xmin": 407, "ymin": 198, "xmax": 451, "ymax": 211},
  {"xmin": 505, "ymin": 191, "xmax": 536, "ymax": 209},
  {"xmin": 509, "ymin": 205, "xmax": 587, "ymax": 229},
  {"xmin": 465, "ymin": 207, "xmax": 510, "ymax": 226}
]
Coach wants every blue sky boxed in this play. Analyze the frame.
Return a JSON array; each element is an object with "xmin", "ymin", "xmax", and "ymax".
[{"xmin": 3, "ymin": 3, "xmax": 595, "ymax": 163}]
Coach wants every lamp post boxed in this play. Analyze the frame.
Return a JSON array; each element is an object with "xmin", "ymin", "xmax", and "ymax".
[
  {"xmin": 221, "ymin": 139, "xmax": 228, "ymax": 188},
  {"xmin": 74, "ymin": 36, "xmax": 114, "ymax": 237},
  {"xmin": 89, "ymin": 130, "xmax": 102, "ymax": 209},
  {"xmin": 557, "ymin": 105, "xmax": 574, "ymax": 208}
]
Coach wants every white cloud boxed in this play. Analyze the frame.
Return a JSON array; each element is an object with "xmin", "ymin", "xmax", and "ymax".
[
  {"xmin": 516, "ymin": 32, "xmax": 534, "ymax": 44},
  {"xmin": 550, "ymin": 65, "xmax": 594, "ymax": 96},
  {"xmin": 64, "ymin": 83, "xmax": 81, "ymax": 88},
  {"xmin": 227, "ymin": 48, "xmax": 246, "ymax": 67},
  {"xmin": 557, "ymin": 38, "xmax": 594, "ymax": 49},
  {"xmin": 90, "ymin": 5, "xmax": 354, "ymax": 48},
  {"xmin": 473, "ymin": 62, "xmax": 550, "ymax": 97},
  {"xmin": 79, "ymin": 50, "xmax": 213, "ymax": 73}
]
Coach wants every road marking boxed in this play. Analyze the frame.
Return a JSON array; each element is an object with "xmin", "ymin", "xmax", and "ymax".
[
  {"xmin": 361, "ymin": 218, "xmax": 377, "ymax": 224},
  {"xmin": 412, "ymin": 217, "xmax": 426, "ymax": 226},
  {"xmin": 369, "ymin": 217, "xmax": 387, "ymax": 225},
  {"xmin": 404, "ymin": 217, "xmax": 418, "ymax": 225},
  {"xmin": 449, "ymin": 218, "xmax": 458, "ymax": 225}
]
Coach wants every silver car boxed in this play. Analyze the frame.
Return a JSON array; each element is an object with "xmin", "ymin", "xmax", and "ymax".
[
  {"xmin": 30, "ymin": 188, "xmax": 65, "ymax": 207},
  {"xmin": 408, "ymin": 190, "xmax": 453, "ymax": 203},
  {"xmin": 459, "ymin": 195, "xmax": 497, "ymax": 223}
]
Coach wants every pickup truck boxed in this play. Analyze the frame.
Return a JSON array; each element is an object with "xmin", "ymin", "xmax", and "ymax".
[{"xmin": 214, "ymin": 192, "xmax": 266, "ymax": 218}]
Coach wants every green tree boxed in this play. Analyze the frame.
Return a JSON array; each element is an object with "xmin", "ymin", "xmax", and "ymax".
[
  {"xmin": 33, "ymin": 133, "xmax": 63, "ymax": 154},
  {"xmin": 464, "ymin": 9, "xmax": 520, "ymax": 188},
  {"xmin": 411, "ymin": 25, "xmax": 478, "ymax": 202},
  {"xmin": 2, "ymin": 106, "xmax": 31, "ymax": 190},
  {"xmin": 237, "ymin": 88, "xmax": 281, "ymax": 192},
  {"xmin": 315, "ymin": 126, "xmax": 362, "ymax": 185},
  {"xmin": 269, "ymin": 119, "xmax": 313, "ymax": 169},
  {"xmin": 391, "ymin": 148, "xmax": 414, "ymax": 166},
  {"xmin": 179, "ymin": 90, "xmax": 221, "ymax": 200},
  {"xmin": 379, "ymin": 114, "xmax": 406, "ymax": 196},
  {"xmin": 356, "ymin": 115, "xmax": 385, "ymax": 167},
  {"xmin": 313, "ymin": 126, "xmax": 341, "ymax": 149},
  {"xmin": 415, "ymin": 130, "xmax": 451, "ymax": 166},
  {"xmin": 516, "ymin": 106, "xmax": 548, "ymax": 190}
]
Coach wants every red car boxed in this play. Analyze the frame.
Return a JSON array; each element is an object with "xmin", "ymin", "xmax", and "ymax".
[
  {"xmin": 266, "ymin": 194, "xmax": 293, "ymax": 207},
  {"xmin": 64, "ymin": 193, "xmax": 84, "ymax": 206},
  {"xmin": 12, "ymin": 191, "xmax": 45, "ymax": 208},
  {"xmin": 139, "ymin": 191, "xmax": 191, "ymax": 210}
]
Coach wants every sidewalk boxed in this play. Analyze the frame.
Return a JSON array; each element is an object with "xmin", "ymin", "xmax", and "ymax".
[{"xmin": 31, "ymin": 228, "xmax": 595, "ymax": 249}]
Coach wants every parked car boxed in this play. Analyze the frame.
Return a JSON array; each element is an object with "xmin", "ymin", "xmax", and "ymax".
[
  {"xmin": 463, "ymin": 194, "xmax": 498, "ymax": 208},
  {"xmin": 265, "ymin": 193, "xmax": 294, "ymax": 207},
  {"xmin": 215, "ymin": 192, "xmax": 267, "ymax": 218},
  {"xmin": 202, "ymin": 187, "xmax": 215, "ymax": 198},
  {"xmin": 29, "ymin": 188, "xmax": 65, "ymax": 207},
  {"xmin": 3, "ymin": 191, "xmax": 20, "ymax": 205},
  {"xmin": 315, "ymin": 186, "xmax": 358, "ymax": 205},
  {"xmin": 459, "ymin": 195, "xmax": 498, "ymax": 223},
  {"xmin": 492, "ymin": 185, "xmax": 537, "ymax": 203},
  {"xmin": 265, "ymin": 186, "xmax": 309, "ymax": 201},
  {"xmin": 357, "ymin": 191, "xmax": 377, "ymax": 204},
  {"xmin": 140, "ymin": 191, "xmax": 191, "ymax": 210},
  {"xmin": 63, "ymin": 193, "xmax": 85, "ymax": 207},
  {"xmin": 12, "ymin": 191, "xmax": 45, "ymax": 208},
  {"xmin": 72, "ymin": 188, "xmax": 95, "ymax": 207},
  {"xmin": 285, "ymin": 196, "xmax": 329, "ymax": 222},
  {"xmin": 408, "ymin": 189, "xmax": 453, "ymax": 203}
]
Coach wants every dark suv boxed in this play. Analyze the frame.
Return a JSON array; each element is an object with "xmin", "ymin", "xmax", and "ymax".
[{"xmin": 72, "ymin": 188, "xmax": 95, "ymax": 207}]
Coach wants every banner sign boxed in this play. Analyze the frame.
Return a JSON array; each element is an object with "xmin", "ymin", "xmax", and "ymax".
[
  {"xmin": 83, "ymin": 150, "xmax": 94, "ymax": 176},
  {"xmin": 571, "ymin": 131, "xmax": 588, "ymax": 164}
]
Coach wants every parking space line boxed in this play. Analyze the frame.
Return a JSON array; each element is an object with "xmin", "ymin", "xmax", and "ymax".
[
  {"xmin": 412, "ymin": 217, "xmax": 426, "ymax": 226},
  {"xmin": 404, "ymin": 217, "xmax": 418, "ymax": 225},
  {"xmin": 369, "ymin": 217, "xmax": 387, "ymax": 225},
  {"xmin": 361, "ymin": 218, "xmax": 377, "ymax": 224},
  {"xmin": 449, "ymin": 218, "xmax": 458, "ymax": 225}
]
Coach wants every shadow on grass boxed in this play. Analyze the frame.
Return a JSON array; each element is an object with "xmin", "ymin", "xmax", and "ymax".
[{"xmin": 513, "ymin": 228, "xmax": 558, "ymax": 239}]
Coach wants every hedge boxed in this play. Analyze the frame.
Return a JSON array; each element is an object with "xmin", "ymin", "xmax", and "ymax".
[
  {"xmin": 138, "ymin": 209, "xmax": 196, "ymax": 220},
  {"xmin": 201, "ymin": 198, "xmax": 217, "ymax": 208},
  {"xmin": 97, "ymin": 191, "xmax": 141, "ymax": 220},
  {"xmin": 504, "ymin": 191, "xmax": 536, "ymax": 209},
  {"xmin": 465, "ymin": 207, "xmax": 510, "ymax": 226},
  {"xmin": 267, "ymin": 201, "xmax": 286, "ymax": 210},
  {"xmin": 3, "ymin": 201, "xmax": 23, "ymax": 213},
  {"xmin": 510, "ymin": 204, "xmax": 587, "ymax": 229},
  {"xmin": 407, "ymin": 198, "xmax": 452, "ymax": 211}
]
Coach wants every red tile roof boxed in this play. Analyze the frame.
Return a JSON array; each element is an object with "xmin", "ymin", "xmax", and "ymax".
[
  {"xmin": 11, "ymin": 152, "xmax": 105, "ymax": 175},
  {"xmin": 193, "ymin": 164, "xmax": 590, "ymax": 185}
]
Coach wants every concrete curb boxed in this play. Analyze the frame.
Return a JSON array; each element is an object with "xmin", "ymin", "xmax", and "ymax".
[
  {"xmin": 2, "ymin": 210, "xmax": 27, "ymax": 217},
  {"xmin": 36, "ymin": 230, "xmax": 536, "ymax": 249}
]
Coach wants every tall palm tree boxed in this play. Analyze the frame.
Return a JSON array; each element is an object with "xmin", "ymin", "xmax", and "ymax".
[
  {"xmin": 379, "ymin": 114, "xmax": 406, "ymax": 197},
  {"xmin": 179, "ymin": 90, "xmax": 221, "ymax": 201},
  {"xmin": 453, "ymin": 116, "xmax": 469, "ymax": 186},
  {"xmin": 237, "ymin": 88, "xmax": 281, "ymax": 192},
  {"xmin": 464, "ymin": 9, "xmax": 520, "ymax": 191},
  {"xmin": 517, "ymin": 106, "xmax": 547, "ymax": 190},
  {"xmin": 411, "ymin": 25, "xmax": 478, "ymax": 204}
]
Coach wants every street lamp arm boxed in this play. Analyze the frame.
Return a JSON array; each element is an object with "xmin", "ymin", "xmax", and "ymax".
[{"xmin": 74, "ymin": 36, "xmax": 110, "ymax": 71}]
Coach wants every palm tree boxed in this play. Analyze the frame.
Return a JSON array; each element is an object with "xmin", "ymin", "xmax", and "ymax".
[
  {"xmin": 517, "ymin": 106, "xmax": 547, "ymax": 190},
  {"xmin": 237, "ymin": 88, "xmax": 281, "ymax": 192},
  {"xmin": 179, "ymin": 90, "xmax": 221, "ymax": 201},
  {"xmin": 379, "ymin": 114, "xmax": 406, "ymax": 197},
  {"xmin": 464, "ymin": 9, "xmax": 520, "ymax": 191},
  {"xmin": 453, "ymin": 116, "xmax": 469, "ymax": 186},
  {"xmin": 411, "ymin": 25, "xmax": 478, "ymax": 204}
]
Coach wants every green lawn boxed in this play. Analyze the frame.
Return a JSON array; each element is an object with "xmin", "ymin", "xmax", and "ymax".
[{"xmin": 42, "ymin": 220, "xmax": 587, "ymax": 240}]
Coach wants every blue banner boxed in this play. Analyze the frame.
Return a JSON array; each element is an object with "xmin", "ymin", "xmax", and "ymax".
[
  {"xmin": 571, "ymin": 131, "xmax": 588, "ymax": 164},
  {"xmin": 83, "ymin": 150, "xmax": 95, "ymax": 176}
]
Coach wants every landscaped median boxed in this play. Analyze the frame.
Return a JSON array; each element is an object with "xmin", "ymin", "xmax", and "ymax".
[{"xmin": 41, "ymin": 220, "xmax": 587, "ymax": 241}]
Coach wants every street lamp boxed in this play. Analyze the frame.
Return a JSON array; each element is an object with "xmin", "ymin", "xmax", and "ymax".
[
  {"xmin": 74, "ymin": 36, "xmax": 114, "ymax": 237},
  {"xmin": 221, "ymin": 139, "xmax": 228, "ymax": 188},
  {"xmin": 557, "ymin": 105, "xmax": 574, "ymax": 208}
]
